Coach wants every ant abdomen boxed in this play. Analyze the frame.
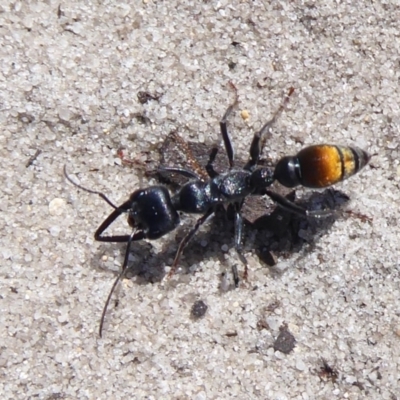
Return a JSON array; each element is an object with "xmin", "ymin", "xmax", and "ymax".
[{"xmin": 274, "ymin": 145, "xmax": 370, "ymax": 189}]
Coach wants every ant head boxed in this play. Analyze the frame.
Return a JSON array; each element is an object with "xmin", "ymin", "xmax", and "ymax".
[
  {"xmin": 273, "ymin": 156, "xmax": 300, "ymax": 188},
  {"xmin": 249, "ymin": 168, "xmax": 274, "ymax": 189}
]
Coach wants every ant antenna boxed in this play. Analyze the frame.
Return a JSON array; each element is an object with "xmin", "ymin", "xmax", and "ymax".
[
  {"xmin": 98, "ymin": 229, "xmax": 136, "ymax": 337},
  {"xmin": 63, "ymin": 165, "xmax": 118, "ymax": 209},
  {"xmin": 64, "ymin": 164, "xmax": 141, "ymax": 336},
  {"xmin": 98, "ymin": 269, "xmax": 125, "ymax": 337}
]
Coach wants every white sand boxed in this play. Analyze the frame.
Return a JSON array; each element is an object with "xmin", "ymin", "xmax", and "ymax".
[{"xmin": 1, "ymin": 1, "xmax": 399, "ymax": 399}]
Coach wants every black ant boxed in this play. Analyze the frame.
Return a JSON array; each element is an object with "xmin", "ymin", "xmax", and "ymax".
[{"xmin": 64, "ymin": 87, "xmax": 370, "ymax": 336}]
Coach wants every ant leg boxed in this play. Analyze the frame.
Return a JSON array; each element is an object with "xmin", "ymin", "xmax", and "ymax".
[
  {"xmin": 233, "ymin": 204, "xmax": 249, "ymax": 282},
  {"xmin": 99, "ymin": 229, "xmax": 146, "ymax": 337},
  {"xmin": 158, "ymin": 166, "xmax": 201, "ymax": 180},
  {"xmin": 220, "ymin": 82, "xmax": 239, "ymax": 169},
  {"xmin": 265, "ymin": 189, "xmax": 333, "ymax": 218},
  {"xmin": 206, "ymin": 147, "xmax": 219, "ymax": 178},
  {"xmin": 245, "ymin": 87, "xmax": 294, "ymax": 171},
  {"xmin": 232, "ymin": 265, "xmax": 239, "ymax": 288},
  {"xmin": 167, "ymin": 208, "xmax": 214, "ymax": 279}
]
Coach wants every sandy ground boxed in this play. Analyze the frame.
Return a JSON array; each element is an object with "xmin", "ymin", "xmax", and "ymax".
[{"xmin": 1, "ymin": 1, "xmax": 400, "ymax": 399}]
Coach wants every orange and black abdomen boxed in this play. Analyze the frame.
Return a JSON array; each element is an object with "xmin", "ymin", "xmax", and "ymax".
[
  {"xmin": 274, "ymin": 145, "xmax": 370, "ymax": 189},
  {"xmin": 297, "ymin": 145, "xmax": 369, "ymax": 188}
]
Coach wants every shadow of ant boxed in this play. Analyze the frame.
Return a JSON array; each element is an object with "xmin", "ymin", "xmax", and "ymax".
[
  {"xmin": 91, "ymin": 187, "xmax": 353, "ymax": 289},
  {"xmin": 111, "ymin": 127, "xmax": 369, "ymax": 290},
  {"xmin": 251, "ymin": 188, "xmax": 351, "ymax": 268}
]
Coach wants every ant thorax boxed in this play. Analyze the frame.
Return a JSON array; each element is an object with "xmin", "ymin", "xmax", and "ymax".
[{"xmin": 210, "ymin": 170, "xmax": 255, "ymax": 201}]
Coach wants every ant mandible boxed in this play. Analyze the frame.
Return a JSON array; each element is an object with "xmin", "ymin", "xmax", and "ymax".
[{"xmin": 65, "ymin": 86, "xmax": 370, "ymax": 336}]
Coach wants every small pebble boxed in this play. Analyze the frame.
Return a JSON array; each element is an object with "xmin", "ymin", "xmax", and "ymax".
[
  {"xmin": 49, "ymin": 198, "xmax": 66, "ymax": 216},
  {"xmin": 240, "ymin": 109, "xmax": 250, "ymax": 121},
  {"xmin": 191, "ymin": 300, "xmax": 208, "ymax": 319}
]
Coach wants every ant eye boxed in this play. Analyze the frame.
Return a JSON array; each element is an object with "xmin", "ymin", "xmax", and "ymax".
[{"xmin": 127, "ymin": 215, "xmax": 136, "ymax": 228}]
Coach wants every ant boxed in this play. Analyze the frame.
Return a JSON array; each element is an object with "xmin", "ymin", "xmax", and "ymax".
[{"xmin": 64, "ymin": 86, "xmax": 370, "ymax": 336}]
